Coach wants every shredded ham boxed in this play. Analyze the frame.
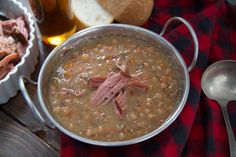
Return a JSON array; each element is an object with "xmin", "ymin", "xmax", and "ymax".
[
  {"xmin": 90, "ymin": 72, "xmax": 130, "ymax": 106},
  {"xmin": 113, "ymin": 90, "xmax": 127, "ymax": 117},
  {"xmin": 0, "ymin": 63, "xmax": 14, "ymax": 79},
  {"xmin": 0, "ymin": 16, "xmax": 28, "ymax": 80},
  {"xmin": 127, "ymin": 79, "xmax": 148, "ymax": 91},
  {"xmin": 88, "ymin": 64, "xmax": 148, "ymax": 118},
  {"xmin": 88, "ymin": 76, "xmax": 106, "ymax": 88},
  {"xmin": 0, "ymin": 53, "xmax": 19, "ymax": 68},
  {"xmin": 1, "ymin": 17, "xmax": 28, "ymax": 44},
  {"xmin": 88, "ymin": 76, "xmax": 148, "ymax": 91}
]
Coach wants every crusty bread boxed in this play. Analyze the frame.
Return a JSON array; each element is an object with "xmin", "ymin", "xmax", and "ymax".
[
  {"xmin": 71, "ymin": 0, "xmax": 114, "ymax": 29},
  {"xmin": 97, "ymin": 0, "xmax": 154, "ymax": 26}
]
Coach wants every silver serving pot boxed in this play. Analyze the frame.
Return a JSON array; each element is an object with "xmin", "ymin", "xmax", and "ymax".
[{"xmin": 19, "ymin": 17, "xmax": 198, "ymax": 146}]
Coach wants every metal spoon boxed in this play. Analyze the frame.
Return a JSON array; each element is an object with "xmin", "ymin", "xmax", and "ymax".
[{"xmin": 201, "ymin": 60, "xmax": 236, "ymax": 157}]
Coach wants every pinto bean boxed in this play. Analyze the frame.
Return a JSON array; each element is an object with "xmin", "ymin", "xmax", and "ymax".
[
  {"xmin": 119, "ymin": 132, "xmax": 125, "ymax": 139},
  {"xmin": 98, "ymin": 126, "xmax": 103, "ymax": 132},
  {"xmin": 86, "ymin": 129, "xmax": 92, "ymax": 136},
  {"xmin": 81, "ymin": 54, "xmax": 89, "ymax": 62},
  {"xmin": 130, "ymin": 112, "xmax": 137, "ymax": 120},
  {"xmin": 160, "ymin": 82, "xmax": 167, "ymax": 89},
  {"xmin": 148, "ymin": 113, "xmax": 155, "ymax": 119},
  {"xmin": 69, "ymin": 123, "xmax": 74, "ymax": 129},
  {"xmin": 145, "ymin": 108, "xmax": 151, "ymax": 114}
]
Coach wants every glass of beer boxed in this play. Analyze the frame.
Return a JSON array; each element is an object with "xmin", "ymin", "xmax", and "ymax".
[{"xmin": 29, "ymin": 0, "xmax": 77, "ymax": 46}]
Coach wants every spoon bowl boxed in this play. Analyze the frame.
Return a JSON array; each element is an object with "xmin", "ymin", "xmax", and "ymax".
[
  {"xmin": 201, "ymin": 60, "xmax": 236, "ymax": 157},
  {"xmin": 202, "ymin": 60, "xmax": 236, "ymax": 102}
]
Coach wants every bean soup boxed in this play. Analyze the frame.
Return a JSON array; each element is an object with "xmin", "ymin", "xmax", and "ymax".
[{"xmin": 47, "ymin": 35, "xmax": 184, "ymax": 141}]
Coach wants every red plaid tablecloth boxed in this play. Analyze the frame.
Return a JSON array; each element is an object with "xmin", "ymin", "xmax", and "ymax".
[{"xmin": 61, "ymin": 0, "xmax": 236, "ymax": 156}]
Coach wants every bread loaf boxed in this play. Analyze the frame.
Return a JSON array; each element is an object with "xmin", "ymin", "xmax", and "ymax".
[
  {"xmin": 71, "ymin": 0, "xmax": 114, "ymax": 29},
  {"xmin": 97, "ymin": 0, "xmax": 154, "ymax": 26}
]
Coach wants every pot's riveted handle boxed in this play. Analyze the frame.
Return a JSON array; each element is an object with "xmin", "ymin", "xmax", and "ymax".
[
  {"xmin": 160, "ymin": 17, "xmax": 199, "ymax": 72},
  {"xmin": 19, "ymin": 75, "xmax": 55, "ymax": 129}
]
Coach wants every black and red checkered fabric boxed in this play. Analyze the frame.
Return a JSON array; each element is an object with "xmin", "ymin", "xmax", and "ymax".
[{"xmin": 61, "ymin": 0, "xmax": 236, "ymax": 156}]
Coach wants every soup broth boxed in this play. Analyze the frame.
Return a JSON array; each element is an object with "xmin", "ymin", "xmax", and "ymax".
[{"xmin": 47, "ymin": 35, "xmax": 183, "ymax": 141}]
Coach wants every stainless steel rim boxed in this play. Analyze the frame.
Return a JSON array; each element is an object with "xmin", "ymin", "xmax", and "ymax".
[
  {"xmin": 160, "ymin": 17, "xmax": 199, "ymax": 72},
  {"xmin": 37, "ymin": 24, "xmax": 190, "ymax": 146}
]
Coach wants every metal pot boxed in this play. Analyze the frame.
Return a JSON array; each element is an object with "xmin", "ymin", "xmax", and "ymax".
[{"xmin": 19, "ymin": 17, "xmax": 198, "ymax": 146}]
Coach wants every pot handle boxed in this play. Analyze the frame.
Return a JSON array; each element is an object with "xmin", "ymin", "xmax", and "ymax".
[
  {"xmin": 160, "ymin": 17, "xmax": 199, "ymax": 72},
  {"xmin": 19, "ymin": 75, "xmax": 55, "ymax": 129}
]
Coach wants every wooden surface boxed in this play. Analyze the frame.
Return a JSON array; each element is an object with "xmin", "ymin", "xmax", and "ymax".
[
  {"xmin": 0, "ymin": 111, "xmax": 58, "ymax": 157},
  {"xmin": 0, "ymin": 0, "xmax": 61, "ymax": 156},
  {"xmin": 0, "ymin": 43, "xmax": 61, "ymax": 157}
]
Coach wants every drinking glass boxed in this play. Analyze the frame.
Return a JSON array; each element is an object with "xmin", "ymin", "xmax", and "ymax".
[{"xmin": 29, "ymin": 0, "xmax": 77, "ymax": 46}]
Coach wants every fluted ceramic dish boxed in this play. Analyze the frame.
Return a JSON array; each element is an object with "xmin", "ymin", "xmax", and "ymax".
[{"xmin": 0, "ymin": 0, "xmax": 38, "ymax": 104}]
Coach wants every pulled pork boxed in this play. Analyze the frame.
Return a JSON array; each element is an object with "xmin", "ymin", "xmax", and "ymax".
[
  {"xmin": 0, "ymin": 17, "xmax": 28, "ymax": 80},
  {"xmin": 88, "ymin": 64, "xmax": 148, "ymax": 118}
]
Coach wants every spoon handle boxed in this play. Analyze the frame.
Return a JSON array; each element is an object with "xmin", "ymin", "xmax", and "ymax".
[{"xmin": 220, "ymin": 103, "xmax": 236, "ymax": 157}]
